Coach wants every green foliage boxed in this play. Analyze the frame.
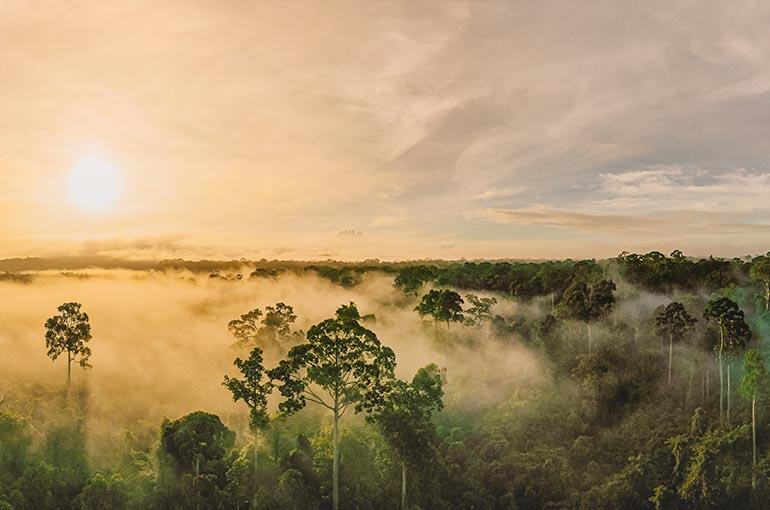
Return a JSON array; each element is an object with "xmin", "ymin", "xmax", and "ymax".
[
  {"xmin": 228, "ymin": 303, "xmax": 298, "ymax": 351},
  {"xmin": 749, "ymin": 256, "xmax": 770, "ymax": 311},
  {"xmin": 704, "ymin": 297, "xmax": 752, "ymax": 354},
  {"xmin": 159, "ymin": 411, "xmax": 235, "ymax": 476},
  {"xmin": 394, "ymin": 265, "xmax": 437, "ymax": 296},
  {"xmin": 740, "ymin": 349, "xmax": 769, "ymax": 402},
  {"xmin": 557, "ymin": 280, "xmax": 616, "ymax": 324},
  {"xmin": 14, "ymin": 252, "xmax": 770, "ymax": 509},
  {"xmin": 262, "ymin": 303, "xmax": 297, "ymax": 337},
  {"xmin": 223, "ymin": 346, "xmax": 272, "ymax": 431},
  {"xmin": 463, "ymin": 294, "xmax": 497, "ymax": 327},
  {"xmin": 44, "ymin": 302, "xmax": 93, "ymax": 382},
  {"xmin": 269, "ymin": 303, "xmax": 396, "ymax": 416},
  {"xmin": 367, "ymin": 364, "xmax": 444, "ymax": 468},
  {"xmin": 415, "ymin": 289, "xmax": 465, "ymax": 327},
  {"xmin": 655, "ymin": 302, "xmax": 697, "ymax": 343},
  {"xmin": 77, "ymin": 473, "xmax": 129, "ymax": 510}
]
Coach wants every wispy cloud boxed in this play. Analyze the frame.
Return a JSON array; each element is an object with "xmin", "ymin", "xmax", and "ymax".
[
  {"xmin": 472, "ymin": 186, "xmax": 526, "ymax": 201},
  {"xmin": 370, "ymin": 216, "xmax": 405, "ymax": 228},
  {"xmin": 337, "ymin": 229, "xmax": 365, "ymax": 237},
  {"xmin": 4, "ymin": 1, "xmax": 770, "ymax": 258}
]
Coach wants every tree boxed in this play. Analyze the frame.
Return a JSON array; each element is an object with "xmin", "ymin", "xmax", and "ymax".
[
  {"xmin": 229, "ymin": 303, "xmax": 298, "ymax": 352},
  {"xmin": 224, "ymin": 347, "xmax": 271, "ymax": 432},
  {"xmin": 268, "ymin": 303, "xmax": 396, "ymax": 510},
  {"xmin": 556, "ymin": 280, "xmax": 616, "ymax": 353},
  {"xmin": 44, "ymin": 302, "xmax": 93, "ymax": 385},
  {"xmin": 704, "ymin": 297, "xmax": 751, "ymax": 426},
  {"xmin": 262, "ymin": 303, "xmax": 297, "ymax": 337},
  {"xmin": 223, "ymin": 345, "xmax": 272, "ymax": 495},
  {"xmin": 228, "ymin": 308, "xmax": 264, "ymax": 348},
  {"xmin": 740, "ymin": 349, "xmax": 769, "ymax": 487},
  {"xmin": 463, "ymin": 294, "xmax": 497, "ymax": 327},
  {"xmin": 655, "ymin": 302, "xmax": 697, "ymax": 386},
  {"xmin": 394, "ymin": 266, "xmax": 437, "ymax": 296},
  {"xmin": 77, "ymin": 473, "xmax": 129, "ymax": 510},
  {"xmin": 160, "ymin": 412, "xmax": 235, "ymax": 475},
  {"xmin": 367, "ymin": 364, "xmax": 444, "ymax": 510},
  {"xmin": 261, "ymin": 303, "xmax": 298, "ymax": 350},
  {"xmin": 415, "ymin": 290, "xmax": 464, "ymax": 331},
  {"xmin": 159, "ymin": 412, "xmax": 235, "ymax": 509},
  {"xmin": 749, "ymin": 255, "xmax": 770, "ymax": 311}
]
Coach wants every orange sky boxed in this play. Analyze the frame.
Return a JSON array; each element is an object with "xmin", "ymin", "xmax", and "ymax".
[{"xmin": 3, "ymin": 1, "xmax": 770, "ymax": 261}]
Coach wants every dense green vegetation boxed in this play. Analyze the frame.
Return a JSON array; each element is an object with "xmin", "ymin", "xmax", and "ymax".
[{"xmin": 4, "ymin": 251, "xmax": 770, "ymax": 509}]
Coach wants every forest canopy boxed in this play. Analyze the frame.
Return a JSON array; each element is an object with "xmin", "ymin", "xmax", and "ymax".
[{"xmin": 2, "ymin": 250, "xmax": 770, "ymax": 509}]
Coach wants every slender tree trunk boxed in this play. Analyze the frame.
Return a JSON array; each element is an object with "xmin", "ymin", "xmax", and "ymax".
[
  {"xmin": 401, "ymin": 461, "xmax": 407, "ymax": 510},
  {"xmin": 765, "ymin": 281, "xmax": 769, "ymax": 312},
  {"xmin": 668, "ymin": 333, "xmax": 674, "ymax": 386},
  {"xmin": 706, "ymin": 365, "xmax": 710, "ymax": 401},
  {"xmin": 587, "ymin": 322, "xmax": 592, "ymax": 354},
  {"xmin": 253, "ymin": 433, "xmax": 259, "ymax": 504},
  {"xmin": 719, "ymin": 326, "xmax": 725, "ymax": 425},
  {"xmin": 727, "ymin": 361, "xmax": 731, "ymax": 427},
  {"xmin": 67, "ymin": 351, "xmax": 72, "ymax": 385},
  {"xmin": 333, "ymin": 404, "xmax": 340, "ymax": 510},
  {"xmin": 686, "ymin": 367, "xmax": 693, "ymax": 408},
  {"xmin": 752, "ymin": 393, "xmax": 757, "ymax": 489},
  {"xmin": 551, "ymin": 293, "xmax": 555, "ymax": 313}
]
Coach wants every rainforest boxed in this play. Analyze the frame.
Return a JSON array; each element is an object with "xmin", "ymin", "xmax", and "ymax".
[{"xmin": 1, "ymin": 251, "xmax": 770, "ymax": 509}]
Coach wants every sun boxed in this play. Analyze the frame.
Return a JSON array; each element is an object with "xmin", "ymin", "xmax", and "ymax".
[{"xmin": 67, "ymin": 153, "xmax": 122, "ymax": 212}]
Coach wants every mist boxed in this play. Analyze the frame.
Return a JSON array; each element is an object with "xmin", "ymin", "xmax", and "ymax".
[{"xmin": 0, "ymin": 269, "xmax": 542, "ymax": 458}]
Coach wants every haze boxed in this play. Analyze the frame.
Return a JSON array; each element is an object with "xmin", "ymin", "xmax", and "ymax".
[{"xmin": 3, "ymin": 1, "xmax": 770, "ymax": 260}]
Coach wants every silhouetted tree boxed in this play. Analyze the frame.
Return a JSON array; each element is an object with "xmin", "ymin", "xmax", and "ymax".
[
  {"xmin": 367, "ymin": 364, "xmax": 444, "ymax": 510},
  {"xmin": 223, "ymin": 345, "xmax": 272, "ymax": 494},
  {"xmin": 415, "ymin": 290, "xmax": 464, "ymax": 331},
  {"xmin": 704, "ymin": 297, "xmax": 751, "ymax": 426},
  {"xmin": 556, "ymin": 280, "xmax": 615, "ymax": 353},
  {"xmin": 268, "ymin": 303, "xmax": 396, "ymax": 510},
  {"xmin": 463, "ymin": 294, "xmax": 497, "ymax": 327},
  {"xmin": 655, "ymin": 302, "xmax": 697, "ymax": 386},
  {"xmin": 44, "ymin": 302, "xmax": 93, "ymax": 385},
  {"xmin": 228, "ymin": 308, "xmax": 263, "ymax": 348}
]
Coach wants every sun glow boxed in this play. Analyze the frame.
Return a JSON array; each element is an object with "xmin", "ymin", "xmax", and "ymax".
[{"xmin": 67, "ymin": 153, "xmax": 122, "ymax": 212}]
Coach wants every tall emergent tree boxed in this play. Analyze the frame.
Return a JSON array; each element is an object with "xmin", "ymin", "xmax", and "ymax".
[
  {"xmin": 228, "ymin": 303, "xmax": 298, "ymax": 352},
  {"xmin": 749, "ymin": 255, "xmax": 770, "ymax": 311},
  {"xmin": 463, "ymin": 294, "xmax": 497, "ymax": 327},
  {"xmin": 704, "ymin": 297, "xmax": 751, "ymax": 426},
  {"xmin": 261, "ymin": 303, "xmax": 297, "ymax": 339},
  {"xmin": 415, "ymin": 289, "xmax": 464, "ymax": 331},
  {"xmin": 556, "ymin": 280, "xmax": 616, "ymax": 353},
  {"xmin": 655, "ymin": 302, "xmax": 697, "ymax": 386},
  {"xmin": 268, "ymin": 303, "xmax": 396, "ymax": 510},
  {"xmin": 44, "ymin": 302, "xmax": 93, "ymax": 385},
  {"xmin": 228, "ymin": 308, "xmax": 264, "ymax": 348},
  {"xmin": 367, "ymin": 364, "xmax": 444, "ymax": 510},
  {"xmin": 740, "ymin": 349, "xmax": 769, "ymax": 488},
  {"xmin": 223, "ymin": 345, "xmax": 272, "ymax": 486}
]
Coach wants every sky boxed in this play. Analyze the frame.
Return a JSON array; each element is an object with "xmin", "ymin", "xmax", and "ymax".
[{"xmin": 2, "ymin": 0, "xmax": 770, "ymax": 261}]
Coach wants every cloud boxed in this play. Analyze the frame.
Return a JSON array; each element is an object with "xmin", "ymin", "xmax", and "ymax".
[
  {"xmin": 337, "ymin": 229, "xmax": 365, "ymax": 237},
  {"xmin": 4, "ymin": 2, "xmax": 770, "ymax": 258},
  {"xmin": 472, "ymin": 186, "xmax": 526, "ymax": 201},
  {"xmin": 467, "ymin": 205, "xmax": 770, "ymax": 238},
  {"xmin": 370, "ymin": 216, "xmax": 405, "ymax": 228}
]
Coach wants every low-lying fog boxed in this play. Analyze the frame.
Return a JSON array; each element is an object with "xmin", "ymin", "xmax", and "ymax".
[{"xmin": 0, "ymin": 269, "xmax": 542, "ymax": 451}]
